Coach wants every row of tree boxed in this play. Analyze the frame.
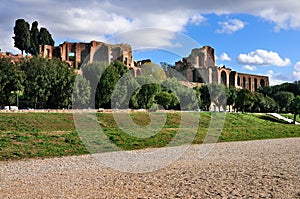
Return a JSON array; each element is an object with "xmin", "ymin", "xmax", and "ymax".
[
  {"xmin": 1, "ymin": 56, "xmax": 300, "ymax": 122},
  {"xmin": 13, "ymin": 19, "xmax": 54, "ymax": 55},
  {"xmin": 0, "ymin": 57, "xmax": 75, "ymax": 109}
]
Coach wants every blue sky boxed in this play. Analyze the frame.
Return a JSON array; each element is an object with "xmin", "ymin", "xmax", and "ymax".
[{"xmin": 1, "ymin": 0, "xmax": 300, "ymax": 85}]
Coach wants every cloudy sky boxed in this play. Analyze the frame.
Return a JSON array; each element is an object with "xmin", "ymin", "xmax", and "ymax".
[{"xmin": 1, "ymin": 0, "xmax": 300, "ymax": 85}]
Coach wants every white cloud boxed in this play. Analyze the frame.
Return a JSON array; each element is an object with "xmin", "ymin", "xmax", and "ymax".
[
  {"xmin": 2, "ymin": 1, "xmax": 300, "ymax": 53},
  {"xmin": 189, "ymin": 14, "xmax": 206, "ymax": 25},
  {"xmin": 243, "ymin": 65, "xmax": 256, "ymax": 71},
  {"xmin": 266, "ymin": 70, "xmax": 291, "ymax": 85},
  {"xmin": 237, "ymin": 49, "xmax": 291, "ymax": 66},
  {"xmin": 216, "ymin": 19, "xmax": 246, "ymax": 34},
  {"xmin": 219, "ymin": 52, "xmax": 231, "ymax": 61},
  {"xmin": 294, "ymin": 61, "xmax": 300, "ymax": 71},
  {"xmin": 292, "ymin": 61, "xmax": 300, "ymax": 80}
]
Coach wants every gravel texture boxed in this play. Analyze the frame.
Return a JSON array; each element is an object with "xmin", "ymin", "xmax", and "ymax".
[{"xmin": 0, "ymin": 138, "xmax": 299, "ymax": 198}]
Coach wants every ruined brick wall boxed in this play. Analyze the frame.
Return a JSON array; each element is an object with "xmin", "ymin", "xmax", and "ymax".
[
  {"xmin": 39, "ymin": 41, "xmax": 133, "ymax": 69},
  {"xmin": 174, "ymin": 46, "xmax": 269, "ymax": 91}
]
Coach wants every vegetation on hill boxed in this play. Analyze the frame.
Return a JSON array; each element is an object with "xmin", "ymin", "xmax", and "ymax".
[{"xmin": 0, "ymin": 112, "xmax": 299, "ymax": 161}]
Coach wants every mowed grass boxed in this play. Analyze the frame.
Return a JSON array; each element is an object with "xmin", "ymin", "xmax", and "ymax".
[{"xmin": 0, "ymin": 112, "xmax": 299, "ymax": 161}]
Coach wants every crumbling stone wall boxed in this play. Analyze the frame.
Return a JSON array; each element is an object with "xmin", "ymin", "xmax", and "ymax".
[
  {"xmin": 174, "ymin": 46, "xmax": 269, "ymax": 91},
  {"xmin": 40, "ymin": 41, "xmax": 133, "ymax": 70}
]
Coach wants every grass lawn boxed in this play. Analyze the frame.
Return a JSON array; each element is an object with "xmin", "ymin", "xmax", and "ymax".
[{"xmin": 0, "ymin": 112, "xmax": 299, "ymax": 161}]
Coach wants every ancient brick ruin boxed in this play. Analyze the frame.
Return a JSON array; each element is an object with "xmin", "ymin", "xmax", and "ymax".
[
  {"xmin": 40, "ymin": 41, "xmax": 133, "ymax": 69},
  {"xmin": 0, "ymin": 52, "xmax": 29, "ymax": 64},
  {"xmin": 174, "ymin": 46, "xmax": 269, "ymax": 91},
  {"xmin": 39, "ymin": 40, "xmax": 145, "ymax": 76},
  {"xmin": 0, "ymin": 40, "xmax": 269, "ymax": 92}
]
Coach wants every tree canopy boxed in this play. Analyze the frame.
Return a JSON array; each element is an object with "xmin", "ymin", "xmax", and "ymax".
[
  {"xmin": 13, "ymin": 18, "xmax": 54, "ymax": 55},
  {"xmin": 13, "ymin": 19, "xmax": 30, "ymax": 55}
]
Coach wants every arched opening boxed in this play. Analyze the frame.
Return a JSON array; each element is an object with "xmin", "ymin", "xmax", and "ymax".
[
  {"xmin": 248, "ymin": 77, "xmax": 252, "ymax": 90},
  {"xmin": 221, "ymin": 71, "xmax": 227, "ymax": 85},
  {"xmin": 243, "ymin": 77, "xmax": 246, "ymax": 88},
  {"xmin": 260, "ymin": 79, "xmax": 265, "ymax": 87},
  {"xmin": 237, "ymin": 76, "xmax": 241, "ymax": 86},
  {"xmin": 229, "ymin": 72, "xmax": 235, "ymax": 87},
  {"xmin": 130, "ymin": 68, "xmax": 135, "ymax": 77},
  {"xmin": 136, "ymin": 69, "xmax": 142, "ymax": 76},
  {"xmin": 254, "ymin": 78, "xmax": 258, "ymax": 91},
  {"xmin": 192, "ymin": 69, "xmax": 203, "ymax": 82}
]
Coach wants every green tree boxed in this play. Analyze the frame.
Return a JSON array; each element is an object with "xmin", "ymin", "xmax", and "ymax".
[
  {"xmin": 235, "ymin": 89, "xmax": 256, "ymax": 112},
  {"xmin": 29, "ymin": 21, "xmax": 40, "ymax": 55},
  {"xmin": 0, "ymin": 58, "xmax": 24, "ymax": 107},
  {"xmin": 291, "ymin": 96, "xmax": 300, "ymax": 124},
  {"xmin": 96, "ymin": 65, "xmax": 119, "ymax": 108},
  {"xmin": 21, "ymin": 56, "xmax": 51, "ymax": 109},
  {"xmin": 13, "ymin": 18, "xmax": 30, "ymax": 55},
  {"xmin": 135, "ymin": 83, "xmax": 161, "ymax": 109},
  {"xmin": 169, "ymin": 92, "xmax": 180, "ymax": 109},
  {"xmin": 82, "ymin": 62, "xmax": 108, "ymax": 106},
  {"xmin": 111, "ymin": 61, "xmax": 128, "ymax": 77},
  {"xmin": 226, "ymin": 86, "xmax": 237, "ymax": 112},
  {"xmin": 264, "ymin": 96, "xmax": 278, "ymax": 112},
  {"xmin": 72, "ymin": 75, "xmax": 91, "ymax": 108},
  {"xmin": 155, "ymin": 91, "xmax": 172, "ymax": 109},
  {"xmin": 273, "ymin": 91, "xmax": 294, "ymax": 112},
  {"xmin": 47, "ymin": 58, "xmax": 76, "ymax": 108},
  {"xmin": 207, "ymin": 83, "xmax": 227, "ymax": 112},
  {"xmin": 111, "ymin": 73, "xmax": 139, "ymax": 109},
  {"xmin": 39, "ymin": 27, "xmax": 55, "ymax": 46},
  {"xmin": 199, "ymin": 84, "xmax": 211, "ymax": 111},
  {"xmin": 193, "ymin": 86, "xmax": 202, "ymax": 109},
  {"xmin": 141, "ymin": 62, "xmax": 167, "ymax": 82}
]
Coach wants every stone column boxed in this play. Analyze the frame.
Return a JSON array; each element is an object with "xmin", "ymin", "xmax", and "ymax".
[
  {"xmin": 208, "ymin": 68, "xmax": 212, "ymax": 84},
  {"xmin": 226, "ymin": 71, "xmax": 230, "ymax": 87}
]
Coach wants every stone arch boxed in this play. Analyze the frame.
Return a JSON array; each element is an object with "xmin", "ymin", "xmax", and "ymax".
[
  {"xmin": 254, "ymin": 78, "xmax": 258, "ymax": 91},
  {"xmin": 248, "ymin": 77, "xmax": 252, "ymax": 91},
  {"xmin": 237, "ymin": 76, "xmax": 241, "ymax": 86},
  {"xmin": 129, "ymin": 68, "xmax": 135, "ymax": 77},
  {"xmin": 242, "ymin": 77, "xmax": 246, "ymax": 88},
  {"xmin": 221, "ymin": 71, "xmax": 227, "ymax": 85},
  {"xmin": 193, "ymin": 69, "xmax": 204, "ymax": 83},
  {"xmin": 136, "ymin": 69, "xmax": 142, "ymax": 76},
  {"xmin": 229, "ymin": 72, "xmax": 236, "ymax": 87},
  {"xmin": 260, "ymin": 79, "xmax": 265, "ymax": 87}
]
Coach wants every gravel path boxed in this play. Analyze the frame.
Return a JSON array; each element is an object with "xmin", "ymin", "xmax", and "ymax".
[{"xmin": 0, "ymin": 138, "xmax": 299, "ymax": 198}]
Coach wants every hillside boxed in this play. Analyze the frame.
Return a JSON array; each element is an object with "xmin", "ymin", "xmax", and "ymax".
[{"xmin": 0, "ymin": 112, "xmax": 299, "ymax": 160}]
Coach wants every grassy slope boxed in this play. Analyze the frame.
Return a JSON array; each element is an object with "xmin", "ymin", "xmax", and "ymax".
[{"xmin": 0, "ymin": 112, "xmax": 299, "ymax": 160}]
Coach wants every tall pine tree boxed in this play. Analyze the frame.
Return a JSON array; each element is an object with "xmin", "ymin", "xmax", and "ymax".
[
  {"xmin": 13, "ymin": 19, "xmax": 30, "ymax": 55},
  {"xmin": 39, "ymin": 27, "xmax": 54, "ymax": 46},
  {"xmin": 29, "ymin": 21, "xmax": 40, "ymax": 55}
]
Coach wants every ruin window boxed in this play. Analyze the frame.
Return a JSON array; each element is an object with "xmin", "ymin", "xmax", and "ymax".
[
  {"xmin": 221, "ymin": 71, "xmax": 227, "ymax": 85},
  {"xmin": 229, "ymin": 72, "xmax": 235, "ymax": 87},
  {"xmin": 248, "ymin": 78, "xmax": 252, "ymax": 90},
  {"xmin": 254, "ymin": 78, "xmax": 258, "ymax": 91},
  {"xmin": 46, "ymin": 49, "xmax": 50, "ymax": 57},
  {"xmin": 237, "ymin": 76, "xmax": 241, "ymax": 86},
  {"xmin": 68, "ymin": 52, "xmax": 75, "ymax": 61},
  {"xmin": 260, "ymin": 79, "xmax": 265, "ymax": 87},
  {"xmin": 243, "ymin": 77, "xmax": 246, "ymax": 88},
  {"xmin": 124, "ymin": 57, "xmax": 128, "ymax": 65}
]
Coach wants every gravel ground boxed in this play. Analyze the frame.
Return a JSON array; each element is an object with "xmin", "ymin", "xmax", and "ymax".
[{"xmin": 0, "ymin": 138, "xmax": 299, "ymax": 198}]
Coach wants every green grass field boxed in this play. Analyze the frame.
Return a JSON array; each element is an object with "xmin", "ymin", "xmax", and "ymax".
[{"xmin": 0, "ymin": 112, "xmax": 299, "ymax": 161}]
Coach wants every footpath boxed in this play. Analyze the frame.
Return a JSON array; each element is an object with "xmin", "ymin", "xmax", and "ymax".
[{"xmin": 268, "ymin": 113, "xmax": 300, "ymax": 124}]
